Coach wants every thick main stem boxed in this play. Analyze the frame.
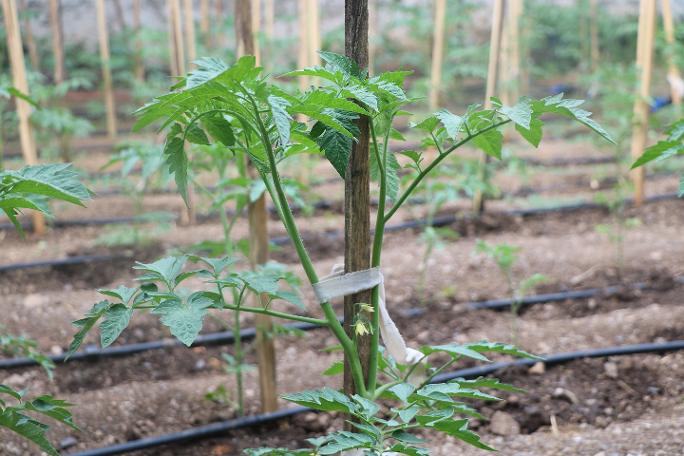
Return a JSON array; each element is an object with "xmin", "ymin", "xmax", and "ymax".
[{"xmin": 344, "ymin": 0, "xmax": 372, "ymax": 403}]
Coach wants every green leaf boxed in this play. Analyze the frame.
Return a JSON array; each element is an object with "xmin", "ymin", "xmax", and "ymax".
[
  {"xmin": 388, "ymin": 383, "xmax": 416, "ymax": 403},
  {"xmin": 163, "ymin": 136, "xmax": 189, "ymax": 204},
  {"xmin": 472, "ymin": 128, "xmax": 503, "ymax": 160},
  {"xmin": 282, "ymin": 387, "xmax": 355, "ymax": 413},
  {"xmin": 1, "ymin": 163, "xmax": 91, "ymax": 206},
  {"xmin": 515, "ymin": 117, "xmax": 544, "ymax": 147},
  {"xmin": 0, "ymin": 409, "xmax": 60, "ymax": 456},
  {"xmin": 152, "ymin": 292, "xmax": 213, "ymax": 346},
  {"xmin": 451, "ymin": 377, "xmax": 525, "ymax": 393},
  {"xmin": 317, "ymin": 431, "xmax": 374, "ymax": 454},
  {"xmin": 99, "ymin": 304, "xmax": 133, "ymax": 348},
  {"xmin": 464, "ymin": 341, "xmax": 541, "ymax": 359},
  {"xmin": 631, "ymin": 140, "xmax": 683, "ymax": 169},
  {"xmin": 422, "ymin": 344, "xmax": 491, "ymax": 362},
  {"xmin": 396, "ymin": 404, "xmax": 420, "ymax": 423},
  {"xmin": 185, "ymin": 123, "xmax": 210, "ymax": 145},
  {"xmin": 322, "ymin": 360, "xmax": 344, "ymax": 376},
  {"xmin": 319, "ymin": 51, "xmax": 364, "ymax": 79},
  {"xmin": 679, "ymin": 173, "xmax": 684, "ymax": 197},
  {"xmin": 268, "ymin": 95, "xmax": 292, "ymax": 146},
  {"xmin": 68, "ymin": 300, "xmax": 110, "ymax": 355},
  {"xmin": 202, "ymin": 115, "xmax": 235, "ymax": 146},
  {"xmin": 98, "ymin": 285, "xmax": 138, "ymax": 305},
  {"xmin": 388, "ymin": 443, "xmax": 430, "ymax": 456},
  {"xmin": 431, "ymin": 419, "xmax": 495, "ymax": 451},
  {"xmin": 500, "ymin": 98, "xmax": 533, "ymax": 130},
  {"xmin": 134, "ymin": 256, "xmax": 188, "ymax": 289},
  {"xmin": 435, "ymin": 109, "xmax": 465, "ymax": 140},
  {"xmin": 532, "ymin": 94, "xmax": 614, "ymax": 144},
  {"xmin": 391, "ymin": 431, "xmax": 426, "ymax": 444}
]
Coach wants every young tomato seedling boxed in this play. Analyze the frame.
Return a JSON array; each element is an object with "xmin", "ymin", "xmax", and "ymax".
[{"xmin": 69, "ymin": 52, "xmax": 612, "ymax": 453}]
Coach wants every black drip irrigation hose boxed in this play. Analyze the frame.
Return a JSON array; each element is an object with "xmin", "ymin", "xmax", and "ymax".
[
  {"xmin": 0, "ymin": 254, "xmax": 123, "ymax": 273},
  {"xmin": 66, "ymin": 340, "xmax": 684, "ymax": 456},
  {"xmin": 432, "ymin": 340, "xmax": 684, "ymax": 383},
  {"xmin": 1, "ymin": 187, "xmax": 679, "ymax": 232},
  {"xmin": 0, "ymin": 191, "xmax": 680, "ymax": 275},
  {"xmin": 4, "ymin": 277, "xmax": 681, "ymax": 370}
]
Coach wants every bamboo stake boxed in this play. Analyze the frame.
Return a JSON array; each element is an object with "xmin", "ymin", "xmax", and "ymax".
[
  {"xmin": 48, "ymin": 0, "xmax": 65, "ymax": 83},
  {"xmin": 21, "ymin": 0, "xmax": 39, "ymax": 71},
  {"xmin": 503, "ymin": 0, "xmax": 522, "ymax": 105},
  {"xmin": 168, "ymin": 1, "xmax": 178, "ymax": 76},
  {"xmin": 630, "ymin": 0, "xmax": 656, "ymax": 206},
  {"xmin": 2, "ymin": 0, "xmax": 45, "ymax": 235},
  {"xmin": 183, "ymin": 0, "xmax": 197, "ymax": 66},
  {"xmin": 589, "ymin": 0, "xmax": 600, "ymax": 73},
  {"xmin": 428, "ymin": 0, "xmax": 447, "ymax": 111},
  {"xmin": 133, "ymin": 0, "xmax": 145, "ymax": 82},
  {"xmin": 473, "ymin": 0, "xmax": 505, "ymax": 214},
  {"xmin": 200, "ymin": 0, "xmax": 210, "ymax": 45},
  {"xmin": 96, "ymin": 0, "xmax": 117, "ymax": 139},
  {"xmin": 235, "ymin": 0, "xmax": 277, "ymax": 414},
  {"xmin": 307, "ymin": 0, "xmax": 320, "ymax": 67},
  {"xmin": 344, "ymin": 0, "xmax": 371, "ymax": 403},
  {"xmin": 251, "ymin": 0, "xmax": 261, "ymax": 64},
  {"xmin": 661, "ymin": 0, "xmax": 682, "ymax": 108},
  {"xmin": 297, "ymin": 0, "xmax": 309, "ymax": 91},
  {"xmin": 265, "ymin": 0, "xmax": 274, "ymax": 40},
  {"xmin": 169, "ymin": 0, "xmax": 186, "ymax": 75}
]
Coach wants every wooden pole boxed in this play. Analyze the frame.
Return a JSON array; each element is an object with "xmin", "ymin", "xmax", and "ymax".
[
  {"xmin": 589, "ymin": 0, "xmax": 600, "ymax": 73},
  {"xmin": 200, "ymin": 0, "xmax": 210, "ymax": 46},
  {"xmin": 20, "ymin": 0, "xmax": 39, "ymax": 72},
  {"xmin": 48, "ymin": 0, "xmax": 65, "ymax": 83},
  {"xmin": 307, "ymin": 0, "xmax": 320, "ymax": 67},
  {"xmin": 183, "ymin": 0, "xmax": 197, "ymax": 66},
  {"xmin": 251, "ymin": 0, "xmax": 261, "ymax": 64},
  {"xmin": 503, "ymin": 0, "xmax": 522, "ymax": 105},
  {"xmin": 2, "ymin": 0, "xmax": 45, "ymax": 235},
  {"xmin": 133, "ymin": 0, "xmax": 145, "ymax": 82},
  {"xmin": 661, "ymin": 0, "xmax": 682, "ymax": 108},
  {"xmin": 169, "ymin": 0, "xmax": 186, "ymax": 76},
  {"xmin": 344, "ymin": 0, "xmax": 371, "ymax": 402},
  {"xmin": 265, "ymin": 0, "xmax": 274, "ymax": 40},
  {"xmin": 234, "ymin": 0, "xmax": 277, "ymax": 414},
  {"xmin": 630, "ymin": 0, "xmax": 656, "ymax": 206},
  {"xmin": 96, "ymin": 0, "xmax": 117, "ymax": 138},
  {"xmin": 428, "ymin": 0, "xmax": 447, "ymax": 111},
  {"xmin": 297, "ymin": 0, "xmax": 310, "ymax": 91},
  {"xmin": 473, "ymin": 0, "xmax": 505, "ymax": 214}
]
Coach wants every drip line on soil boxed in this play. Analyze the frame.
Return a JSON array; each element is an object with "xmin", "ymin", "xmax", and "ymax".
[
  {"xmin": 1, "ymin": 190, "xmax": 679, "ymax": 236},
  {"xmin": 3, "ymin": 278, "xmax": 681, "ymax": 370},
  {"xmin": 66, "ymin": 340, "xmax": 684, "ymax": 456}
]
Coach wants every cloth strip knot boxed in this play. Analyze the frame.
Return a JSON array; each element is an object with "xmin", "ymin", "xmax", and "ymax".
[{"xmin": 313, "ymin": 267, "xmax": 383, "ymax": 303}]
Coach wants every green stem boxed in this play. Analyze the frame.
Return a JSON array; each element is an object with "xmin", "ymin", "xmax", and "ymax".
[
  {"xmin": 366, "ymin": 119, "xmax": 390, "ymax": 394},
  {"xmin": 221, "ymin": 303, "xmax": 328, "ymax": 326},
  {"xmin": 245, "ymin": 92, "xmax": 367, "ymax": 396},
  {"xmin": 384, "ymin": 120, "xmax": 511, "ymax": 223},
  {"xmin": 233, "ymin": 285, "xmax": 247, "ymax": 416}
]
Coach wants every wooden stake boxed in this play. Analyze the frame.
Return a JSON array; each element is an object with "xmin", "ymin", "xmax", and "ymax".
[
  {"xmin": 48, "ymin": 0, "xmax": 66, "ymax": 83},
  {"xmin": 133, "ymin": 0, "xmax": 145, "ymax": 82},
  {"xmin": 307, "ymin": 0, "xmax": 320, "ymax": 67},
  {"xmin": 428, "ymin": 0, "xmax": 447, "ymax": 111},
  {"xmin": 251, "ymin": 0, "xmax": 261, "ymax": 65},
  {"xmin": 661, "ymin": 0, "xmax": 682, "ymax": 108},
  {"xmin": 473, "ymin": 0, "xmax": 505, "ymax": 214},
  {"xmin": 504, "ymin": 0, "xmax": 522, "ymax": 105},
  {"xmin": 183, "ymin": 0, "xmax": 197, "ymax": 66},
  {"xmin": 235, "ymin": 0, "xmax": 277, "ymax": 414},
  {"xmin": 200, "ymin": 0, "xmax": 210, "ymax": 45},
  {"xmin": 265, "ymin": 0, "xmax": 274, "ymax": 40},
  {"xmin": 169, "ymin": 0, "xmax": 186, "ymax": 76},
  {"xmin": 297, "ymin": 0, "xmax": 310, "ymax": 91},
  {"xmin": 96, "ymin": 0, "xmax": 117, "ymax": 138},
  {"xmin": 20, "ymin": 0, "xmax": 39, "ymax": 72},
  {"xmin": 344, "ymin": 0, "xmax": 371, "ymax": 402},
  {"xmin": 2, "ymin": 0, "xmax": 45, "ymax": 235},
  {"xmin": 589, "ymin": 0, "xmax": 600, "ymax": 73},
  {"xmin": 630, "ymin": 0, "xmax": 656, "ymax": 206}
]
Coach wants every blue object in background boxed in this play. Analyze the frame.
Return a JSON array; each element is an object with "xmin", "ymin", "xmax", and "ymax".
[{"xmin": 650, "ymin": 96, "xmax": 672, "ymax": 113}]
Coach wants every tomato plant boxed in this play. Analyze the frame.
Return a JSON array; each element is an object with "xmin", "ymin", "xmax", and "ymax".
[{"xmin": 67, "ymin": 50, "xmax": 612, "ymax": 453}]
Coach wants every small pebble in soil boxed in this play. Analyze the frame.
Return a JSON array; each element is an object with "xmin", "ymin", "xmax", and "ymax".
[
  {"xmin": 529, "ymin": 362, "xmax": 546, "ymax": 375},
  {"xmin": 59, "ymin": 436, "xmax": 78, "ymax": 450},
  {"xmin": 490, "ymin": 411, "xmax": 520, "ymax": 436},
  {"xmin": 603, "ymin": 361, "xmax": 619, "ymax": 378}
]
